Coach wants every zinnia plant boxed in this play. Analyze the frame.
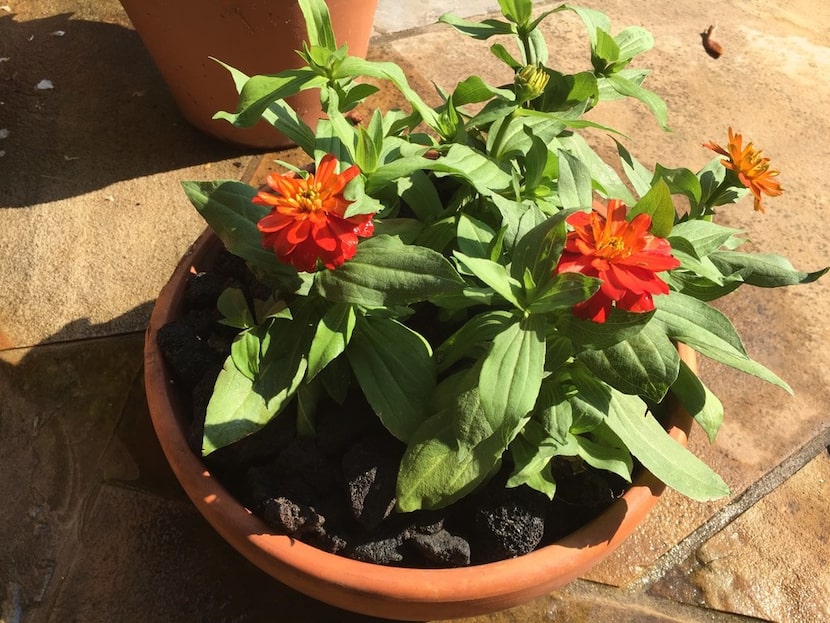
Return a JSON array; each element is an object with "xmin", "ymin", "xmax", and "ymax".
[{"xmin": 181, "ymin": 0, "xmax": 827, "ymax": 515}]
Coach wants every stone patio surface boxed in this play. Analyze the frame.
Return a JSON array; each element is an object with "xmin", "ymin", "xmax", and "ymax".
[{"xmin": 1, "ymin": 0, "xmax": 828, "ymax": 621}]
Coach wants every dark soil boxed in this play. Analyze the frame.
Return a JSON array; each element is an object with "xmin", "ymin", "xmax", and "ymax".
[{"xmin": 156, "ymin": 249, "xmax": 627, "ymax": 568}]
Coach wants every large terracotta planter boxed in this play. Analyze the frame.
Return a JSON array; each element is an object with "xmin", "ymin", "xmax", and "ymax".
[
  {"xmin": 144, "ymin": 229, "xmax": 697, "ymax": 621},
  {"xmin": 119, "ymin": 0, "xmax": 378, "ymax": 148}
]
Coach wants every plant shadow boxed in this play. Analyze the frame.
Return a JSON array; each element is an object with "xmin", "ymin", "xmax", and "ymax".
[{"xmin": 0, "ymin": 11, "xmax": 256, "ymax": 208}]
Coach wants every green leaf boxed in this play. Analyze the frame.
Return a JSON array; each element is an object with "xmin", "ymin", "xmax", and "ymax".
[
  {"xmin": 296, "ymin": 380, "xmax": 320, "ymax": 436},
  {"xmin": 347, "ymin": 316, "xmax": 435, "ymax": 442},
  {"xmin": 490, "ymin": 43, "xmax": 522, "ymax": 70},
  {"xmin": 535, "ymin": 377, "xmax": 574, "ymax": 442},
  {"xmin": 577, "ymin": 320, "xmax": 680, "ymax": 402},
  {"xmin": 396, "ymin": 406, "xmax": 505, "ymax": 511},
  {"xmin": 306, "ymin": 303, "xmax": 356, "ymax": 380},
  {"xmin": 671, "ymin": 249, "xmax": 727, "ymax": 284},
  {"xmin": 438, "ymin": 13, "xmax": 515, "ymax": 40},
  {"xmin": 479, "ymin": 316, "xmax": 546, "ymax": 439},
  {"xmin": 526, "ymin": 273, "xmax": 600, "ymax": 315},
  {"xmin": 217, "ymin": 287, "xmax": 256, "ymax": 329},
  {"xmin": 653, "ymin": 292, "xmax": 792, "ymax": 393},
  {"xmin": 566, "ymin": 364, "xmax": 611, "ymax": 433},
  {"xmin": 507, "ymin": 421, "xmax": 564, "ymax": 497},
  {"xmin": 211, "ymin": 59, "xmax": 317, "ymax": 155},
  {"xmin": 397, "ymin": 170, "xmax": 444, "ymax": 225},
  {"xmin": 299, "ymin": 0, "xmax": 337, "ymax": 51},
  {"xmin": 558, "ymin": 134, "xmax": 635, "ymax": 204},
  {"xmin": 182, "ymin": 181, "xmax": 310, "ymax": 293},
  {"xmin": 454, "ymin": 252, "xmax": 523, "ymax": 308},
  {"xmin": 435, "ymin": 310, "xmax": 514, "ymax": 373},
  {"xmin": 709, "ymin": 251, "xmax": 829, "ymax": 288},
  {"xmin": 453, "ymin": 75, "xmax": 514, "ymax": 106},
  {"xmin": 671, "ymin": 359, "xmax": 724, "ymax": 443},
  {"xmin": 315, "ymin": 235, "xmax": 465, "ymax": 306},
  {"xmin": 605, "ymin": 73, "xmax": 669, "ymax": 130},
  {"xmin": 457, "ymin": 213, "xmax": 497, "ymax": 259},
  {"xmin": 615, "ymin": 139, "xmax": 653, "ymax": 199},
  {"xmin": 334, "ymin": 56, "xmax": 440, "ymax": 129},
  {"xmin": 556, "ymin": 307, "xmax": 653, "ymax": 350},
  {"xmin": 603, "ymin": 390, "xmax": 730, "ymax": 501},
  {"xmin": 510, "ymin": 209, "xmax": 570, "ymax": 286},
  {"xmin": 203, "ymin": 313, "xmax": 315, "ymax": 454},
  {"xmin": 213, "ymin": 69, "xmax": 326, "ymax": 128},
  {"xmin": 355, "ymin": 126, "xmax": 379, "ymax": 173},
  {"xmin": 615, "ymin": 26, "xmax": 654, "ymax": 61},
  {"xmin": 668, "ymin": 220, "xmax": 743, "ymax": 258},
  {"xmin": 629, "ymin": 178, "xmax": 675, "ymax": 238},
  {"xmin": 565, "ymin": 5, "xmax": 610, "ymax": 47},
  {"xmin": 654, "ymin": 164, "xmax": 702, "ymax": 208},
  {"xmin": 498, "ymin": 0, "xmax": 532, "ymax": 25},
  {"xmin": 593, "ymin": 28, "xmax": 620, "ymax": 70},
  {"xmin": 575, "ymin": 430, "xmax": 633, "ymax": 482},
  {"xmin": 556, "ymin": 150, "xmax": 594, "ymax": 210}
]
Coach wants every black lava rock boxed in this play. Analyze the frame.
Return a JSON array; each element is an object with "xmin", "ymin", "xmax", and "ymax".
[
  {"xmin": 156, "ymin": 320, "xmax": 223, "ymax": 389},
  {"xmin": 258, "ymin": 496, "xmax": 324, "ymax": 534},
  {"xmin": 347, "ymin": 534, "xmax": 405, "ymax": 565},
  {"xmin": 471, "ymin": 484, "xmax": 548, "ymax": 563},
  {"xmin": 409, "ymin": 529, "xmax": 471, "ymax": 567},
  {"xmin": 185, "ymin": 271, "xmax": 227, "ymax": 310},
  {"xmin": 342, "ymin": 434, "xmax": 403, "ymax": 531}
]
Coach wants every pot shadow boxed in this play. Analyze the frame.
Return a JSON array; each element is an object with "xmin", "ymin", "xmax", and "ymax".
[
  {"xmin": 0, "ymin": 305, "xmax": 411, "ymax": 623},
  {"xmin": 0, "ymin": 11, "xmax": 257, "ymax": 208}
]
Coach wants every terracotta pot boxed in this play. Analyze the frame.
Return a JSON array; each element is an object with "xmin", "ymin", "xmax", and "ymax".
[
  {"xmin": 119, "ymin": 0, "xmax": 378, "ymax": 148},
  {"xmin": 144, "ymin": 229, "xmax": 697, "ymax": 620}
]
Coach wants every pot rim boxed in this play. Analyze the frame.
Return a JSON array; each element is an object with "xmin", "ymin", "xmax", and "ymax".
[{"xmin": 144, "ymin": 228, "xmax": 695, "ymax": 620}]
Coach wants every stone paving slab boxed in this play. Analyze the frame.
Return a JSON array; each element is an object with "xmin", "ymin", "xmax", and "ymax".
[
  {"xmin": 650, "ymin": 451, "xmax": 830, "ymax": 623},
  {"xmin": 0, "ymin": 334, "xmax": 145, "ymax": 620},
  {"xmin": 0, "ymin": 0, "xmax": 258, "ymax": 349},
  {"xmin": 2, "ymin": 0, "xmax": 829, "ymax": 621}
]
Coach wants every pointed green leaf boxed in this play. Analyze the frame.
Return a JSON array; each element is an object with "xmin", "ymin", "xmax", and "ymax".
[
  {"xmin": 347, "ymin": 316, "xmax": 435, "ymax": 442},
  {"xmin": 709, "ymin": 251, "xmax": 829, "ymax": 288},
  {"xmin": 217, "ymin": 287, "xmax": 256, "ymax": 329},
  {"xmin": 671, "ymin": 359, "xmax": 724, "ymax": 443},
  {"xmin": 306, "ymin": 303, "xmax": 356, "ymax": 380},
  {"xmin": 479, "ymin": 316, "xmax": 546, "ymax": 438},
  {"xmin": 315, "ymin": 235, "xmax": 465, "ymax": 306},
  {"xmin": 629, "ymin": 178, "xmax": 675, "ymax": 238},
  {"xmin": 396, "ymin": 406, "xmax": 505, "ymax": 511},
  {"xmin": 654, "ymin": 292, "xmax": 792, "ymax": 393},
  {"xmin": 298, "ymin": 0, "xmax": 337, "ymax": 51},
  {"xmin": 577, "ymin": 320, "xmax": 680, "ymax": 402},
  {"xmin": 605, "ymin": 73, "xmax": 669, "ymax": 130},
  {"xmin": 557, "ymin": 149, "xmax": 594, "ymax": 210},
  {"xmin": 604, "ymin": 390, "xmax": 730, "ymax": 501}
]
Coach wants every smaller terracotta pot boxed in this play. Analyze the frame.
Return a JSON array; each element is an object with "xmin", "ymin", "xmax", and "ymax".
[
  {"xmin": 119, "ymin": 0, "xmax": 378, "ymax": 148},
  {"xmin": 145, "ymin": 230, "xmax": 696, "ymax": 621}
]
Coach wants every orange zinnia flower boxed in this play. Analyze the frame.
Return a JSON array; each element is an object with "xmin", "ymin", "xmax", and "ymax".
[
  {"xmin": 704, "ymin": 127, "xmax": 783, "ymax": 213},
  {"xmin": 554, "ymin": 200, "xmax": 680, "ymax": 323},
  {"xmin": 255, "ymin": 154, "xmax": 374, "ymax": 272}
]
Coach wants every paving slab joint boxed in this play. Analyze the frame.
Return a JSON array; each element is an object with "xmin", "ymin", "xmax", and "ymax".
[{"xmin": 624, "ymin": 423, "xmax": 830, "ymax": 592}]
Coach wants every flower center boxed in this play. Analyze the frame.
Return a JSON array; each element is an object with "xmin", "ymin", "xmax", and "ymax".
[
  {"xmin": 295, "ymin": 186, "xmax": 324, "ymax": 213},
  {"xmin": 596, "ymin": 236, "xmax": 630, "ymax": 260}
]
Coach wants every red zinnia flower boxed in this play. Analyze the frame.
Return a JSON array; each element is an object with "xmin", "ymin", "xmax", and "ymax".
[
  {"xmin": 554, "ymin": 200, "xmax": 680, "ymax": 323},
  {"xmin": 704, "ymin": 127, "xmax": 783, "ymax": 213},
  {"xmin": 255, "ymin": 154, "xmax": 375, "ymax": 272}
]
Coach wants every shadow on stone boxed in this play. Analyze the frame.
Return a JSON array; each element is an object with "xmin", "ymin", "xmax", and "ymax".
[{"xmin": 0, "ymin": 12, "xmax": 255, "ymax": 208}]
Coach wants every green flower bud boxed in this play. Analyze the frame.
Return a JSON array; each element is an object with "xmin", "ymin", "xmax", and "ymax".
[{"xmin": 515, "ymin": 64, "xmax": 550, "ymax": 102}]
